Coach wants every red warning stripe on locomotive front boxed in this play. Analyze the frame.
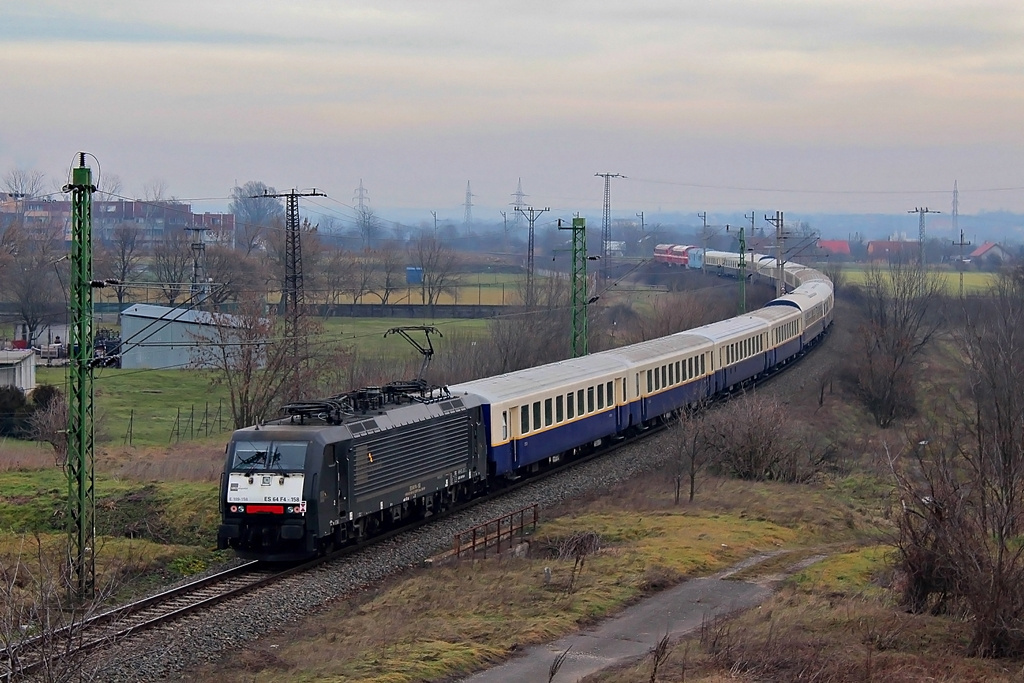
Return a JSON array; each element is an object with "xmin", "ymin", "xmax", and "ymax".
[{"xmin": 247, "ymin": 505, "xmax": 285, "ymax": 514}]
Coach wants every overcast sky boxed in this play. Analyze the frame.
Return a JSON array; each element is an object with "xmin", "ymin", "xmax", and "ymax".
[{"xmin": 3, "ymin": 0, "xmax": 1024, "ymax": 224}]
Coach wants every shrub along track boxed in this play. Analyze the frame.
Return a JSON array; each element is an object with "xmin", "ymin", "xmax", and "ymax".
[{"xmin": 76, "ymin": 327, "xmax": 840, "ymax": 681}]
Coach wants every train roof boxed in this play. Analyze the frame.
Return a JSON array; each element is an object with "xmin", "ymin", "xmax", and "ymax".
[
  {"xmin": 765, "ymin": 280, "xmax": 833, "ymax": 311},
  {"xmin": 686, "ymin": 314, "xmax": 770, "ymax": 343},
  {"xmin": 450, "ymin": 354, "xmax": 630, "ymax": 404},
  {"xmin": 595, "ymin": 332, "xmax": 712, "ymax": 365}
]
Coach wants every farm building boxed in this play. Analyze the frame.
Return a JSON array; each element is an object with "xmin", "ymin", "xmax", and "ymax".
[
  {"xmin": 119, "ymin": 304, "xmax": 249, "ymax": 370},
  {"xmin": 0, "ymin": 349, "xmax": 36, "ymax": 392}
]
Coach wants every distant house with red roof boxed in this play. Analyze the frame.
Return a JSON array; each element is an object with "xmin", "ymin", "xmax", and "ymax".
[
  {"xmin": 818, "ymin": 240, "xmax": 851, "ymax": 259},
  {"xmin": 969, "ymin": 242, "xmax": 1012, "ymax": 266}
]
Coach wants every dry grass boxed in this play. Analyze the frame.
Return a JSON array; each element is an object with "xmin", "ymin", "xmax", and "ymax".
[
  {"xmin": 189, "ymin": 476, "xmax": 878, "ymax": 683},
  {"xmin": 97, "ymin": 440, "xmax": 224, "ymax": 483},
  {"xmin": 0, "ymin": 438, "xmax": 57, "ymax": 471},
  {"xmin": 586, "ymin": 546, "xmax": 1024, "ymax": 683}
]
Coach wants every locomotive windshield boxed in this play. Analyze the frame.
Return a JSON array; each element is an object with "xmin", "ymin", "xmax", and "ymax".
[{"xmin": 230, "ymin": 440, "xmax": 307, "ymax": 473}]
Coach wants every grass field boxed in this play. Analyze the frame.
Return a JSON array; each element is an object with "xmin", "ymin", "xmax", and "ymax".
[
  {"xmin": 835, "ymin": 266, "xmax": 997, "ymax": 294},
  {"xmin": 32, "ymin": 317, "xmax": 491, "ymax": 447}
]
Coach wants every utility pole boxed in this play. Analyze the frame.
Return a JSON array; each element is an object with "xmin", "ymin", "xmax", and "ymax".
[
  {"xmin": 908, "ymin": 206, "xmax": 939, "ymax": 265},
  {"xmin": 698, "ymin": 211, "xmax": 708, "ymax": 274},
  {"xmin": 952, "ymin": 229, "xmax": 972, "ymax": 299},
  {"xmin": 559, "ymin": 217, "xmax": 589, "ymax": 357},
  {"xmin": 185, "ymin": 224, "xmax": 209, "ymax": 306},
  {"xmin": 500, "ymin": 210, "xmax": 508, "ymax": 250},
  {"xmin": 636, "ymin": 211, "xmax": 645, "ymax": 232},
  {"xmin": 430, "ymin": 210, "xmax": 438, "ymax": 237},
  {"xmin": 463, "ymin": 181, "xmax": 474, "ymax": 235},
  {"xmin": 256, "ymin": 188, "xmax": 325, "ymax": 361},
  {"xmin": 65, "ymin": 153, "xmax": 96, "ymax": 599},
  {"xmin": 595, "ymin": 172, "xmax": 624, "ymax": 283},
  {"xmin": 515, "ymin": 206, "xmax": 548, "ymax": 306},
  {"xmin": 765, "ymin": 211, "xmax": 786, "ymax": 296}
]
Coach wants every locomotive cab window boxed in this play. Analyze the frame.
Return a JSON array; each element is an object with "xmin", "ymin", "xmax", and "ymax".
[{"xmin": 230, "ymin": 441, "xmax": 307, "ymax": 472}]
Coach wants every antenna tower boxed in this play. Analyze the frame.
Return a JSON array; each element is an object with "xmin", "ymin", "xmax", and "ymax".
[
  {"xmin": 463, "ymin": 181, "xmax": 474, "ymax": 234},
  {"xmin": 908, "ymin": 206, "xmax": 940, "ymax": 265},
  {"xmin": 510, "ymin": 178, "xmax": 527, "ymax": 226},
  {"xmin": 595, "ymin": 172, "xmax": 625, "ymax": 283}
]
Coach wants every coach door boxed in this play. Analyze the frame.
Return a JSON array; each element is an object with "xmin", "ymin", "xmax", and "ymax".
[{"xmin": 508, "ymin": 406, "xmax": 520, "ymax": 467}]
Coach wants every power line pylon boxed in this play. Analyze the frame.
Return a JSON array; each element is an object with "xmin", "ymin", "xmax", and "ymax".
[
  {"xmin": 514, "ymin": 206, "xmax": 548, "ymax": 306},
  {"xmin": 354, "ymin": 179, "xmax": 369, "ymax": 212},
  {"xmin": 65, "ymin": 153, "xmax": 97, "ymax": 599},
  {"xmin": 510, "ymin": 178, "xmax": 527, "ymax": 226},
  {"xmin": 595, "ymin": 172, "xmax": 624, "ymax": 283},
  {"xmin": 463, "ymin": 181, "xmax": 474, "ymax": 234},
  {"xmin": 255, "ymin": 188, "xmax": 325, "ymax": 358},
  {"xmin": 559, "ymin": 217, "xmax": 589, "ymax": 357},
  {"xmin": 908, "ymin": 206, "xmax": 940, "ymax": 265}
]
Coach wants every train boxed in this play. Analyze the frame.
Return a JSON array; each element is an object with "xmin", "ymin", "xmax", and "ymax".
[{"xmin": 217, "ymin": 250, "xmax": 834, "ymax": 561}]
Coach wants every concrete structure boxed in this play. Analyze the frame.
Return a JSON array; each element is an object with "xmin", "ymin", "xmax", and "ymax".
[
  {"xmin": 119, "ymin": 304, "xmax": 246, "ymax": 370},
  {"xmin": 0, "ymin": 349, "xmax": 36, "ymax": 392}
]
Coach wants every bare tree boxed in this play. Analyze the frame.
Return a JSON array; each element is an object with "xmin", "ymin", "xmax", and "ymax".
[
  {"xmin": 203, "ymin": 245, "xmax": 260, "ymax": 307},
  {"xmin": 622, "ymin": 291, "xmax": 725, "ymax": 344},
  {"xmin": 559, "ymin": 531, "xmax": 601, "ymax": 594},
  {"xmin": 0, "ymin": 226, "xmax": 65, "ymax": 347},
  {"xmin": 190, "ymin": 297, "xmax": 347, "ymax": 428},
  {"xmin": 703, "ymin": 392, "xmax": 825, "ymax": 482},
  {"xmin": 411, "ymin": 235, "xmax": 459, "ymax": 307},
  {"xmin": 356, "ymin": 206, "xmax": 382, "ymax": 249},
  {"xmin": 229, "ymin": 181, "xmax": 284, "ymax": 256},
  {"xmin": 95, "ymin": 223, "xmax": 145, "ymax": 308},
  {"xmin": 151, "ymin": 229, "xmax": 192, "ymax": 306},
  {"xmin": 851, "ymin": 260, "xmax": 944, "ymax": 428},
  {"xmin": 368, "ymin": 242, "xmax": 406, "ymax": 305},
  {"xmin": 29, "ymin": 390, "xmax": 68, "ymax": 466},
  {"xmin": 671, "ymin": 402, "xmax": 711, "ymax": 503},
  {"xmin": 3, "ymin": 168, "xmax": 46, "ymax": 198}
]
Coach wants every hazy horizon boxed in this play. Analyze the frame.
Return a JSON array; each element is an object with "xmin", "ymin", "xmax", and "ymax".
[{"xmin": 3, "ymin": 1, "xmax": 1024, "ymax": 222}]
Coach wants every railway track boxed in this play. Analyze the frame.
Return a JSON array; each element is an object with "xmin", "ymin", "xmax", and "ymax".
[{"xmin": 0, "ymin": 559, "xmax": 310, "ymax": 681}]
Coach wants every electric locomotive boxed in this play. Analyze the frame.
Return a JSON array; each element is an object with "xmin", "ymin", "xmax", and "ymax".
[{"xmin": 217, "ymin": 383, "xmax": 488, "ymax": 561}]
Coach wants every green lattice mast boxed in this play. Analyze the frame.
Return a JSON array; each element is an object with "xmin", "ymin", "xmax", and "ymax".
[
  {"xmin": 559, "ymin": 217, "xmax": 588, "ymax": 357},
  {"xmin": 66, "ymin": 154, "xmax": 96, "ymax": 599}
]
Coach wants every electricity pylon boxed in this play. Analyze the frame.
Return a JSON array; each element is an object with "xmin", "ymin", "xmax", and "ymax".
[{"xmin": 559, "ymin": 217, "xmax": 589, "ymax": 357}]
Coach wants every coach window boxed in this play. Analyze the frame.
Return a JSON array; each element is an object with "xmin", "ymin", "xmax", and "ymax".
[
  {"xmin": 577, "ymin": 389, "xmax": 585, "ymax": 415},
  {"xmin": 701, "ymin": 354, "xmax": 706, "ymax": 374},
  {"xmin": 607, "ymin": 381, "xmax": 614, "ymax": 403},
  {"xmin": 654, "ymin": 369, "xmax": 660, "ymax": 391},
  {"xmin": 661, "ymin": 365, "xmax": 667, "ymax": 388},
  {"xmin": 566, "ymin": 393, "xmax": 575, "ymax": 419},
  {"xmin": 545, "ymin": 398, "xmax": 553, "ymax": 426},
  {"xmin": 520, "ymin": 405, "xmax": 529, "ymax": 434},
  {"xmin": 587, "ymin": 386, "xmax": 595, "ymax": 413},
  {"xmin": 675, "ymin": 361, "xmax": 681, "ymax": 384},
  {"xmin": 597, "ymin": 383, "xmax": 604, "ymax": 410},
  {"xmin": 533, "ymin": 402, "xmax": 541, "ymax": 430},
  {"xmin": 647, "ymin": 369, "xmax": 653, "ymax": 393},
  {"xmin": 556, "ymin": 395, "xmax": 564, "ymax": 423},
  {"xmin": 502, "ymin": 411, "xmax": 508, "ymax": 440},
  {"xmin": 687, "ymin": 357, "xmax": 693, "ymax": 379}
]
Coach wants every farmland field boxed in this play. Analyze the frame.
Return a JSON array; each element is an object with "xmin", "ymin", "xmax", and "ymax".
[{"xmin": 830, "ymin": 265, "xmax": 997, "ymax": 294}]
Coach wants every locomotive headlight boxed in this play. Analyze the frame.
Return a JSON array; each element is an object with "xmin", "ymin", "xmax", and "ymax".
[
  {"xmin": 230, "ymin": 505, "xmax": 237, "ymax": 513},
  {"xmin": 237, "ymin": 505, "xmax": 245, "ymax": 513},
  {"xmin": 279, "ymin": 477, "xmax": 285, "ymax": 485},
  {"xmin": 286, "ymin": 506, "xmax": 293, "ymax": 513}
]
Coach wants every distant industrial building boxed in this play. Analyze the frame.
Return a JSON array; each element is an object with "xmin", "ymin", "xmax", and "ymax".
[
  {"xmin": 119, "ymin": 304, "xmax": 248, "ymax": 370},
  {"xmin": 0, "ymin": 349, "xmax": 36, "ymax": 392}
]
